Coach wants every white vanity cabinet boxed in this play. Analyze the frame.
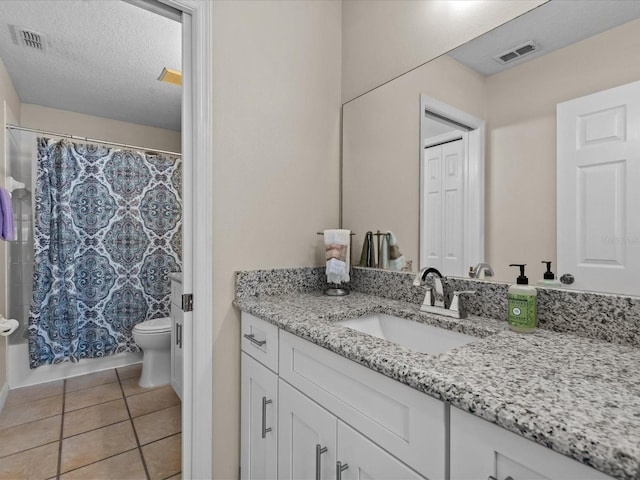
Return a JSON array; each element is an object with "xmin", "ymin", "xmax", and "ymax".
[
  {"xmin": 170, "ymin": 276, "xmax": 183, "ymax": 400},
  {"xmin": 241, "ymin": 313, "xmax": 279, "ymax": 480},
  {"xmin": 450, "ymin": 406, "xmax": 616, "ymax": 480},
  {"xmin": 278, "ymin": 330, "xmax": 445, "ymax": 480},
  {"xmin": 278, "ymin": 379, "xmax": 425, "ymax": 480}
]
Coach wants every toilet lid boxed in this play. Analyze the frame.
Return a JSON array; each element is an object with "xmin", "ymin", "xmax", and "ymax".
[{"xmin": 134, "ymin": 317, "xmax": 171, "ymax": 333}]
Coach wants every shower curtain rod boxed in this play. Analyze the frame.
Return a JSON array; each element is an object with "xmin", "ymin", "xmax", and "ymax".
[{"xmin": 5, "ymin": 124, "xmax": 181, "ymax": 157}]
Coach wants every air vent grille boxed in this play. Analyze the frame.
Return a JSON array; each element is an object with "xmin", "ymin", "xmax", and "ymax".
[
  {"xmin": 21, "ymin": 30, "xmax": 44, "ymax": 50},
  {"xmin": 495, "ymin": 41, "xmax": 538, "ymax": 65},
  {"xmin": 8, "ymin": 25, "xmax": 47, "ymax": 51}
]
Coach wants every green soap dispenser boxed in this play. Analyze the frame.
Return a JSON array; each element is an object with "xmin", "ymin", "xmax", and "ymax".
[{"xmin": 507, "ymin": 264, "xmax": 537, "ymax": 333}]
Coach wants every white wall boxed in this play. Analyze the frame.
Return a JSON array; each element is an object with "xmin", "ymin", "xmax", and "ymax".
[
  {"xmin": 212, "ymin": 1, "xmax": 342, "ymax": 477},
  {"xmin": 20, "ymin": 104, "xmax": 181, "ymax": 153},
  {"xmin": 341, "ymin": 0, "xmax": 546, "ymax": 102}
]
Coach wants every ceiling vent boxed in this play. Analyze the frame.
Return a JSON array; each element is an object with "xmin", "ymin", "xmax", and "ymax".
[
  {"xmin": 8, "ymin": 25, "xmax": 47, "ymax": 52},
  {"xmin": 494, "ymin": 41, "xmax": 538, "ymax": 65}
]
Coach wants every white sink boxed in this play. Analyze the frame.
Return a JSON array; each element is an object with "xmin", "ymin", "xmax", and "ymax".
[{"xmin": 338, "ymin": 313, "xmax": 478, "ymax": 355}]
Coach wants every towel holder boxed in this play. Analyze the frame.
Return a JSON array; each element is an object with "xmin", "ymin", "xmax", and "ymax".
[{"xmin": 317, "ymin": 231, "xmax": 355, "ymax": 297}]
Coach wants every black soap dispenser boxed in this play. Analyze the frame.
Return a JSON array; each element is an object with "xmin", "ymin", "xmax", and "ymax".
[{"xmin": 538, "ymin": 261, "xmax": 563, "ymax": 287}]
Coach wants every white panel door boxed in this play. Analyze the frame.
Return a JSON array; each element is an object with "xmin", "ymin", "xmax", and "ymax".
[
  {"xmin": 557, "ymin": 80, "xmax": 640, "ymax": 295},
  {"xmin": 278, "ymin": 380, "xmax": 337, "ymax": 480},
  {"xmin": 336, "ymin": 421, "xmax": 425, "ymax": 480},
  {"xmin": 241, "ymin": 353, "xmax": 278, "ymax": 480},
  {"xmin": 421, "ymin": 139, "xmax": 465, "ymax": 276}
]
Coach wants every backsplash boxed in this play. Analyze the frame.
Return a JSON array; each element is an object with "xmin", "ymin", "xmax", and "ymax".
[{"xmin": 235, "ymin": 266, "xmax": 640, "ymax": 348}]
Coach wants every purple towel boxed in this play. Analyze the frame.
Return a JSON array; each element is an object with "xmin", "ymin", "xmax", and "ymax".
[{"xmin": 0, "ymin": 187, "xmax": 15, "ymax": 241}]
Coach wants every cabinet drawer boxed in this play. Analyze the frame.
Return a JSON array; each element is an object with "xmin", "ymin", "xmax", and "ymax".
[
  {"xmin": 279, "ymin": 330, "xmax": 446, "ymax": 480},
  {"xmin": 241, "ymin": 313, "xmax": 279, "ymax": 373}
]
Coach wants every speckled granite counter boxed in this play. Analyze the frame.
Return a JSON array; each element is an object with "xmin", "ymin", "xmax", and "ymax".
[{"xmin": 235, "ymin": 290, "xmax": 640, "ymax": 480}]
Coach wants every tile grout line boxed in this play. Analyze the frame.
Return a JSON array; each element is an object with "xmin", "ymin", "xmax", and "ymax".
[
  {"xmin": 117, "ymin": 368, "xmax": 152, "ymax": 480},
  {"xmin": 57, "ymin": 379, "xmax": 66, "ymax": 479}
]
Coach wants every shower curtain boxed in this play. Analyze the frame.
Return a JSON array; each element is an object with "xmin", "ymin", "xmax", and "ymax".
[{"xmin": 28, "ymin": 138, "xmax": 182, "ymax": 368}]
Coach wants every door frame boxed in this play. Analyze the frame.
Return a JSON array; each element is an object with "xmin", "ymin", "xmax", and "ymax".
[
  {"xmin": 157, "ymin": 0, "xmax": 213, "ymax": 478},
  {"xmin": 419, "ymin": 93, "xmax": 485, "ymax": 274}
]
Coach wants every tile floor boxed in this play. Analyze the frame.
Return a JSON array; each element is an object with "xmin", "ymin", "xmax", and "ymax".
[{"xmin": 0, "ymin": 364, "xmax": 181, "ymax": 480}]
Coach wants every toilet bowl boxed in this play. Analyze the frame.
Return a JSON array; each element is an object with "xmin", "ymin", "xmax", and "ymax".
[{"xmin": 132, "ymin": 317, "xmax": 171, "ymax": 388}]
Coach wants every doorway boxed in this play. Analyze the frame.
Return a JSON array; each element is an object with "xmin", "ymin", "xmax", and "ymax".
[{"xmin": 419, "ymin": 94, "xmax": 485, "ymax": 276}]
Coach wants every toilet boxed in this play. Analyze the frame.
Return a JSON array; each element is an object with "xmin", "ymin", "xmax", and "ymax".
[{"xmin": 132, "ymin": 317, "xmax": 172, "ymax": 388}]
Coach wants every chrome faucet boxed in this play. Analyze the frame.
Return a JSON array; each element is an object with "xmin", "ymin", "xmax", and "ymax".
[
  {"xmin": 413, "ymin": 267, "xmax": 475, "ymax": 318},
  {"xmin": 473, "ymin": 262, "xmax": 494, "ymax": 279}
]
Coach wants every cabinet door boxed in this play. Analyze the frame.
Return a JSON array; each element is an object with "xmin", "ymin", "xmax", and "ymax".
[
  {"xmin": 336, "ymin": 421, "xmax": 425, "ymax": 480},
  {"xmin": 170, "ymin": 302, "xmax": 183, "ymax": 400},
  {"xmin": 278, "ymin": 380, "xmax": 336, "ymax": 480},
  {"xmin": 241, "ymin": 353, "xmax": 278, "ymax": 480},
  {"xmin": 450, "ymin": 407, "xmax": 615, "ymax": 480}
]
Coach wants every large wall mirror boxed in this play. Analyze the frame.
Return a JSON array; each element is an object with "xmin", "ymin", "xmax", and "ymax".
[{"xmin": 342, "ymin": 0, "xmax": 640, "ymax": 296}]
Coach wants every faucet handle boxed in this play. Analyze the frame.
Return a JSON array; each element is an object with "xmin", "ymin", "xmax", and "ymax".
[{"xmin": 450, "ymin": 290, "xmax": 476, "ymax": 314}]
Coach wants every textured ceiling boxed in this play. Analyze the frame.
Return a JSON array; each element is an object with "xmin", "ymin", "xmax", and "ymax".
[
  {"xmin": 0, "ymin": 0, "xmax": 181, "ymax": 132},
  {"xmin": 449, "ymin": 0, "xmax": 640, "ymax": 76}
]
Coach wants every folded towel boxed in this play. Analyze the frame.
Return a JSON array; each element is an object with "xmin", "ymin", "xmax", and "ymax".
[
  {"xmin": 387, "ymin": 231, "xmax": 405, "ymax": 271},
  {"xmin": 359, "ymin": 231, "xmax": 375, "ymax": 267},
  {"xmin": 324, "ymin": 229, "xmax": 350, "ymax": 284},
  {"xmin": 0, "ymin": 187, "xmax": 14, "ymax": 241}
]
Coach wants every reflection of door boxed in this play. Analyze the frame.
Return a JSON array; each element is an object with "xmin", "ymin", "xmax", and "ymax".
[
  {"xmin": 422, "ymin": 139, "xmax": 465, "ymax": 276},
  {"xmin": 557, "ymin": 80, "xmax": 640, "ymax": 295}
]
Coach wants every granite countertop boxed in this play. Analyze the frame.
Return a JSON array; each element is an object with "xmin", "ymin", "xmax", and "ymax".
[{"xmin": 235, "ymin": 290, "xmax": 640, "ymax": 480}]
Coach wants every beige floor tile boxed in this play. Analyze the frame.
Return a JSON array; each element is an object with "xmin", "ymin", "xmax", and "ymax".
[
  {"xmin": 133, "ymin": 404, "xmax": 181, "ymax": 445},
  {"xmin": 127, "ymin": 386, "xmax": 180, "ymax": 418},
  {"xmin": 63, "ymin": 398, "xmax": 129, "ymax": 438},
  {"xmin": 59, "ymin": 448, "xmax": 146, "ymax": 480},
  {"xmin": 0, "ymin": 395, "xmax": 63, "ymax": 430},
  {"xmin": 6, "ymin": 380, "xmax": 64, "ymax": 406},
  {"xmin": 142, "ymin": 433, "xmax": 181, "ymax": 480},
  {"xmin": 121, "ymin": 376, "xmax": 162, "ymax": 397},
  {"xmin": 0, "ymin": 415, "xmax": 61, "ymax": 458},
  {"xmin": 64, "ymin": 382, "xmax": 123, "ymax": 412},
  {"xmin": 166, "ymin": 474, "xmax": 181, "ymax": 479},
  {"xmin": 116, "ymin": 363, "xmax": 143, "ymax": 381},
  {"xmin": 66, "ymin": 370, "xmax": 118, "ymax": 393},
  {"xmin": 0, "ymin": 442, "xmax": 59, "ymax": 480},
  {"xmin": 60, "ymin": 420, "xmax": 137, "ymax": 473}
]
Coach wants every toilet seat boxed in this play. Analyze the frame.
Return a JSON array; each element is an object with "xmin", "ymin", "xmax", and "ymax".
[{"xmin": 133, "ymin": 317, "xmax": 171, "ymax": 334}]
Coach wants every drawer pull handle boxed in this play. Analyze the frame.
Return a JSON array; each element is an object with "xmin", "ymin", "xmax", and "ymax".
[
  {"xmin": 336, "ymin": 461, "xmax": 349, "ymax": 480},
  {"xmin": 243, "ymin": 333, "xmax": 266, "ymax": 347},
  {"xmin": 261, "ymin": 397, "xmax": 272, "ymax": 438},
  {"xmin": 488, "ymin": 477, "xmax": 514, "ymax": 480},
  {"xmin": 176, "ymin": 323, "xmax": 182, "ymax": 348},
  {"xmin": 316, "ymin": 444, "xmax": 328, "ymax": 480}
]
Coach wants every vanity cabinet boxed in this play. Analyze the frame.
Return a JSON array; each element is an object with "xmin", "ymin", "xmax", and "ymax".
[
  {"xmin": 450, "ymin": 406, "xmax": 615, "ymax": 480},
  {"xmin": 241, "ymin": 313, "xmax": 280, "ymax": 480},
  {"xmin": 170, "ymin": 276, "xmax": 183, "ymax": 400},
  {"xmin": 241, "ymin": 353, "xmax": 278, "ymax": 480},
  {"xmin": 278, "ymin": 380, "xmax": 424, "ymax": 480}
]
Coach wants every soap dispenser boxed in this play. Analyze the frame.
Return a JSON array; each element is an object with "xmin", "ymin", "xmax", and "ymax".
[
  {"xmin": 538, "ymin": 261, "xmax": 563, "ymax": 287},
  {"xmin": 507, "ymin": 264, "xmax": 537, "ymax": 333}
]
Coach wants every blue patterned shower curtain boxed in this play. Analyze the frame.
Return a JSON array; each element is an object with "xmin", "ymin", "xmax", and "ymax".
[{"xmin": 28, "ymin": 138, "xmax": 182, "ymax": 368}]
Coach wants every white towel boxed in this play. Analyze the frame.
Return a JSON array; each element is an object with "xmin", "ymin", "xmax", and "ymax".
[
  {"xmin": 324, "ymin": 229, "xmax": 350, "ymax": 284},
  {"xmin": 387, "ymin": 231, "xmax": 405, "ymax": 271}
]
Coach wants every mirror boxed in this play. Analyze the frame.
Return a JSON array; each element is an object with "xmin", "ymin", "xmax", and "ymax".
[{"xmin": 342, "ymin": 0, "xmax": 640, "ymax": 294}]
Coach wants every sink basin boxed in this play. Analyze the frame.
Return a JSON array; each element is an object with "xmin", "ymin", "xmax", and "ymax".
[{"xmin": 338, "ymin": 313, "xmax": 478, "ymax": 355}]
